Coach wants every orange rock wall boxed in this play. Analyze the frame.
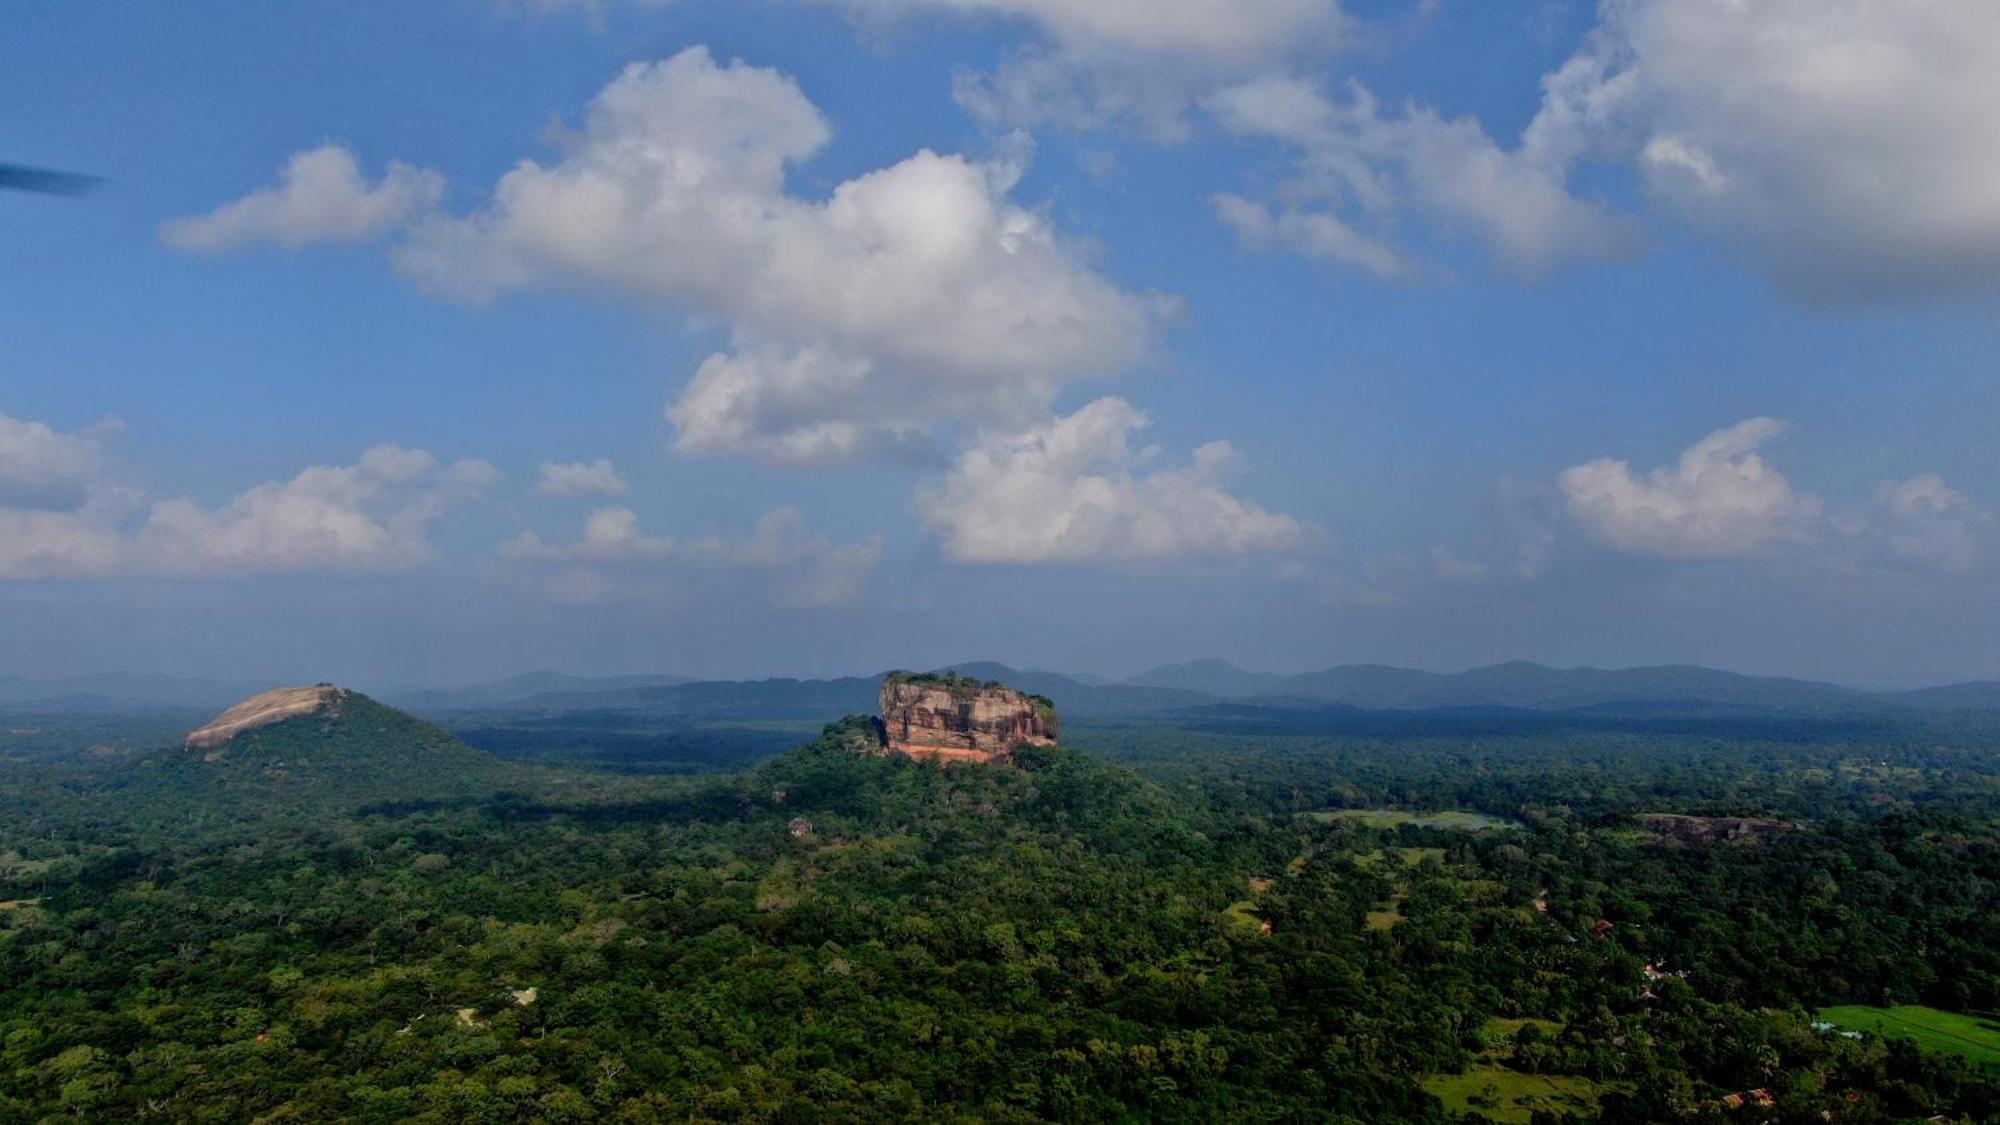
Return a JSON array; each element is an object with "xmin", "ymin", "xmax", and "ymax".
[{"xmin": 878, "ymin": 679, "xmax": 1057, "ymax": 763}]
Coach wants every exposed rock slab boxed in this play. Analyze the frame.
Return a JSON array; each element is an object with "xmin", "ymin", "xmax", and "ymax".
[
  {"xmin": 1639, "ymin": 813, "xmax": 1797, "ymax": 846},
  {"xmin": 879, "ymin": 673, "xmax": 1057, "ymax": 764},
  {"xmin": 186, "ymin": 685, "xmax": 346, "ymax": 750}
]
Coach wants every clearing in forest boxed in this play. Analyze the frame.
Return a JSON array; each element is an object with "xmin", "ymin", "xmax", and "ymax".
[
  {"xmin": 1816, "ymin": 1005, "xmax": 2000, "ymax": 1070},
  {"xmin": 1309, "ymin": 808, "xmax": 1519, "ymax": 831},
  {"xmin": 1422, "ymin": 1017, "xmax": 1609, "ymax": 1122}
]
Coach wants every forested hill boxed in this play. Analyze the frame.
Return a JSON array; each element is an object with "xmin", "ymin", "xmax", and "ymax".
[{"xmin": 58, "ymin": 692, "xmax": 532, "ymax": 836}]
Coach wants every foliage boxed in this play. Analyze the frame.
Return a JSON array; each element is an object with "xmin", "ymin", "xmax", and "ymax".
[{"xmin": 0, "ymin": 707, "xmax": 1997, "ymax": 1121}]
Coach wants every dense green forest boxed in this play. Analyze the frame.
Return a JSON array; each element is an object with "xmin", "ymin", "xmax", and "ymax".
[{"xmin": 1, "ymin": 697, "xmax": 1997, "ymax": 1121}]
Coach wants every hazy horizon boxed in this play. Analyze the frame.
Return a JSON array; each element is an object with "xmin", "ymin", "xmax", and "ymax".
[{"xmin": 3, "ymin": 651, "xmax": 1987, "ymax": 699}]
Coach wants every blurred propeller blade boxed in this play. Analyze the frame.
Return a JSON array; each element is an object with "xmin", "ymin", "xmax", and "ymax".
[{"xmin": 0, "ymin": 164, "xmax": 103, "ymax": 196}]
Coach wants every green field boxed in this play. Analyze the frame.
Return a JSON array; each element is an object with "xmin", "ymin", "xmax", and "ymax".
[
  {"xmin": 1222, "ymin": 899, "xmax": 1266, "ymax": 933},
  {"xmin": 1310, "ymin": 808, "xmax": 1520, "ymax": 831},
  {"xmin": 1817, "ymin": 1005, "xmax": 2000, "ymax": 1070},
  {"xmin": 1364, "ymin": 907, "xmax": 1405, "ymax": 931},
  {"xmin": 1423, "ymin": 1018, "xmax": 1607, "ymax": 1121},
  {"xmin": 1423, "ymin": 1067, "xmax": 1605, "ymax": 1122}
]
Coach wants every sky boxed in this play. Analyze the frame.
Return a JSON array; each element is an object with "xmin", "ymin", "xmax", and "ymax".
[{"xmin": 3, "ymin": 0, "xmax": 1999, "ymax": 689}]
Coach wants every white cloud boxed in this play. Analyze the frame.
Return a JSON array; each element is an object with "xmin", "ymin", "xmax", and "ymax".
[
  {"xmin": 0, "ymin": 412, "xmax": 132, "ymax": 579},
  {"xmin": 1525, "ymin": 0, "xmax": 2000, "ymax": 301},
  {"xmin": 162, "ymin": 144, "xmax": 444, "ymax": 253},
  {"xmin": 1211, "ymin": 192, "xmax": 1413, "ymax": 281},
  {"xmin": 1879, "ymin": 474, "xmax": 1984, "ymax": 573},
  {"xmin": 0, "ymin": 510, "xmax": 124, "ymax": 580},
  {"xmin": 396, "ymin": 48, "xmax": 1158, "ymax": 463},
  {"xmin": 134, "ymin": 445, "xmax": 499, "ymax": 575},
  {"xmin": 1205, "ymin": 1, "xmax": 2000, "ymax": 299},
  {"xmin": 1558, "ymin": 418, "xmax": 1817, "ymax": 559},
  {"xmin": 1206, "ymin": 74, "xmax": 1640, "ymax": 279},
  {"xmin": 839, "ymin": 0, "xmax": 1342, "ymax": 58},
  {"xmin": 0, "ymin": 410, "xmax": 112, "ymax": 511},
  {"xmin": 829, "ymin": 0, "xmax": 1348, "ymax": 138},
  {"xmin": 503, "ymin": 505, "xmax": 883, "ymax": 607},
  {"xmin": 534, "ymin": 458, "xmax": 628, "ymax": 496},
  {"xmin": 0, "ymin": 419, "xmax": 496, "ymax": 580},
  {"xmin": 915, "ymin": 396, "xmax": 1306, "ymax": 563},
  {"xmin": 503, "ymin": 505, "xmax": 668, "ymax": 562}
]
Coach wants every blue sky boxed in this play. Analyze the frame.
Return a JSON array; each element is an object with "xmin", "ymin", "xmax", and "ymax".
[{"xmin": 3, "ymin": 0, "xmax": 1998, "ymax": 687}]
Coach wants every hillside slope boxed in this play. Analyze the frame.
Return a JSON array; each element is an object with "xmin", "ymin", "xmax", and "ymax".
[{"xmin": 138, "ymin": 689, "xmax": 521, "ymax": 816}]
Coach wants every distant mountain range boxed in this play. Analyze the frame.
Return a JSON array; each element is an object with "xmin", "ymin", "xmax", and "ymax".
[
  {"xmin": 1122, "ymin": 658, "xmax": 2000, "ymax": 715},
  {"xmin": 395, "ymin": 659, "xmax": 2000, "ymax": 723},
  {"xmin": 383, "ymin": 671, "xmax": 694, "ymax": 712},
  {"xmin": 0, "ymin": 673, "xmax": 277, "ymax": 712},
  {"xmin": 11, "ymin": 660, "xmax": 2000, "ymax": 721}
]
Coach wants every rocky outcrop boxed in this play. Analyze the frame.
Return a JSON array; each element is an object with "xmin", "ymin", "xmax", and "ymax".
[
  {"xmin": 186, "ymin": 684, "xmax": 346, "ymax": 751},
  {"xmin": 1639, "ymin": 813, "xmax": 1797, "ymax": 847},
  {"xmin": 878, "ymin": 673, "xmax": 1058, "ymax": 763}
]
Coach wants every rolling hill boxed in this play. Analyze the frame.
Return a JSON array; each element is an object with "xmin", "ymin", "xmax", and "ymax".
[
  {"xmin": 1121, "ymin": 658, "xmax": 2000, "ymax": 716},
  {"xmin": 383, "ymin": 670, "xmax": 694, "ymax": 712}
]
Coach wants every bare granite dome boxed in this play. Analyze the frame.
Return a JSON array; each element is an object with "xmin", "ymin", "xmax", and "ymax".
[{"xmin": 185, "ymin": 685, "xmax": 347, "ymax": 751}]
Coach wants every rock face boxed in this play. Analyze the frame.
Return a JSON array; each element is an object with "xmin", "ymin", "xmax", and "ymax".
[
  {"xmin": 878, "ymin": 673, "xmax": 1058, "ymax": 764},
  {"xmin": 1639, "ymin": 813, "xmax": 1797, "ymax": 847},
  {"xmin": 186, "ymin": 684, "xmax": 346, "ymax": 751}
]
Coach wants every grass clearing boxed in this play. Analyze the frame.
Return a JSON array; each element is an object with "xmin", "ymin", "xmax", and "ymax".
[
  {"xmin": 1482, "ymin": 1017, "xmax": 1563, "ymax": 1040},
  {"xmin": 1364, "ymin": 908, "xmax": 1404, "ymax": 931},
  {"xmin": 1423, "ymin": 1017, "xmax": 1608, "ymax": 1122},
  {"xmin": 1310, "ymin": 808, "xmax": 1520, "ymax": 831},
  {"xmin": 0, "ymin": 849, "xmax": 59, "ymax": 877},
  {"xmin": 1355, "ymin": 846, "xmax": 1448, "ymax": 869},
  {"xmin": 1817, "ymin": 1005, "xmax": 2000, "ymax": 1070},
  {"xmin": 1222, "ymin": 900, "xmax": 1266, "ymax": 933},
  {"xmin": 1423, "ymin": 1067, "xmax": 1604, "ymax": 1123}
]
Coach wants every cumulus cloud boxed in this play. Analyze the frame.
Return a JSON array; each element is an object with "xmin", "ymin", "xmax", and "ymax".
[
  {"xmin": 1523, "ymin": 0, "xmax": 2000, "ymax": 301},
  {"xmin": 1211, "ymin": 192, "xmax": 1413, "ymax": 281},
  {"xmin": 915, "ymin": 396, "xmax": 1306, "ymax": 563},
  {"xmin": 1878, "ymin": 474, "xmax": 1985, "ymax": 573},
  {"xmin": 1204, "ymin": 1, "xmax": 2000, "ymax": 299},
  {"xmin": 134, "ymin": 446, "xmax": 499, "ymax": 575},
  {"xmin": 839, "ymin": 0, "xmax": 1341, "ymax": 57},
  {"xmin": 0, "ymin": 411, "xmax": 134, "ymax": 579},
  {"xmin": 162, "ymin": 144, "xmax": 444, "ymax": 253},
  {"xmin": 0, "ymin": 415, "xmax": 496, "ymax": 580},
  {"xmin": 534, "ymin": 458, "xmax": 628, "ymax": 496},
  {"xmin": 396, "ymin": 48, "xmax": 1158, "ymax": 463},
  {"xmin": 1558, "ymin": 418, "xmax": 1817, "ymax": 559},
  {"xmin": 1207, "ymin": 74, "xmax": 1640, "ymax": 279},
  {"xmin": 0, "ymin": 510, "xmax": 124, "ymax": 580},
  {"xmin": 0, "ymin": 410, "xmax": 115, "ymax": 511},
  {"xmin": 833, "ymin": 0, "xmax": 1349, "ymax": 139},
  {"xmin": 503, "ymin": 505, "xmax": 883, "ymax": 607}
]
